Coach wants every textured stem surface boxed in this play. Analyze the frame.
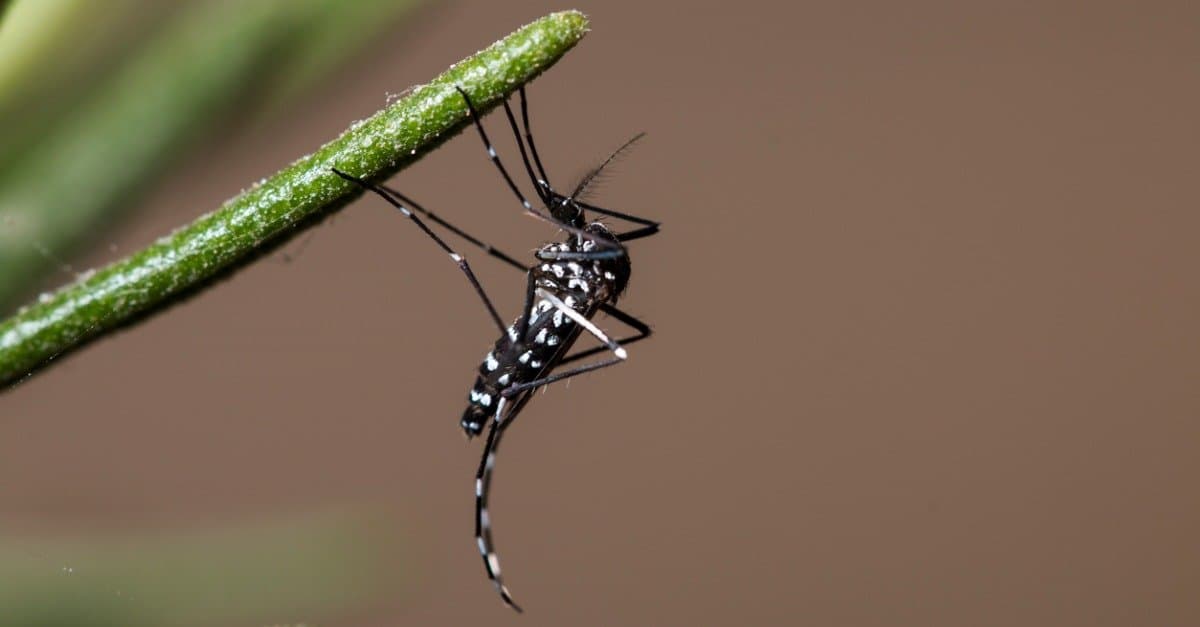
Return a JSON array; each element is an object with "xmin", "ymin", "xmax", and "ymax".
[{"xmin": 0, "ymin": 10, "xmax": 589, "ymax": 388}]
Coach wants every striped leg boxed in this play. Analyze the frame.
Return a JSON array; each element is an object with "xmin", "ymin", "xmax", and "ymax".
[
  {"xmin": 474, "ymin": 391, "xmax": 534, "ymax": 612},
  {"xmin": 555, "ymin": 303, "xmax": 652, "ymax": 367}
]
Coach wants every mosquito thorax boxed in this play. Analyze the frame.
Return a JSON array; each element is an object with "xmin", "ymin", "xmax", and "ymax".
[{"xmin": 585, "ymin": 222, "xmax": 631, "ymax": 295}]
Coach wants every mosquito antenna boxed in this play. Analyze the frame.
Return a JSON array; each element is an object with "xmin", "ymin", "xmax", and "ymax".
[{"xmin": 569, "ymin": 132, "xmax": 646, "ymax": 201}]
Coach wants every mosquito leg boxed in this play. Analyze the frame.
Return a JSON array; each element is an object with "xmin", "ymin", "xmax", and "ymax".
[
  {"xmin": 455, "ymin": 86, "xmax": 546, "ymax": 217},
  {"xmin": 518, "ymin": 86, "xmax": 551, "ymax": 186},
  {"xmin": 499, "ymin": 96, "xmax": 550, "ymax": 204},
  {"xmin": 562, "ymin": 197, "xmax": 661, "ymax": 241},
  {"xmin": 331, "ymin": 168, "xmax": 505, "ymax": 334},
  {"xmin": 555, "ymin": 303, "xmax": 652, "ymax": 366},
  {"xmin": 478, "ymin": 306, "xmax": 651, "ymax": 610},
  {"xmin": 571, "ymin": 197, "xmax": 661, "ymax": 228},
  {"xmin": 615, "ymin": 225, "xmax": 660, "ymax": 242},
  {"xmin": 517, "ymin": 89, "xmax": 568, "ymax": 217},
  {"xmin": 474, "ymin": 391, "xmax": 534, "ymax": 613},
  {"xmin": 535, "ymin": 249, "xmax": 627, "ymax": 262},
  {"xmin": 533, "ymin": 235, "xmax": 633, "ymax": 264},
  {"xmin": 374, "ymin": 183, "xmax": 527, "ymax": 272}
]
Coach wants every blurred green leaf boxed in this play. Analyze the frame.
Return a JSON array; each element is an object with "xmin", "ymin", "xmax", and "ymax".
[
  {"xmin": 0, "ymin": 0, "xmax": 167, "ymax": 172},
  {"xmin": 267, "ymin": 0, "xmax": 424, "ymax": 108},
  {"xmin": 0, "ymin": 0, "xmax": 295, "ymax": 310},
  {"xmin": 0, "ymin": 511, "xmax": 400, "ymax": 626},
  {"xmin": 0, "ymin": 0, "xmax": 138, "ymax": 104},
  {"xmin": 0, "ymin": 0, "xmax": 422, "ymax": 311}
]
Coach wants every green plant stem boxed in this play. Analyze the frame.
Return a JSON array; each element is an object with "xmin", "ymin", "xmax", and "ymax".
[{"xmin": 0, "ymin": 10, "xmax": 590, "ymax": 388}]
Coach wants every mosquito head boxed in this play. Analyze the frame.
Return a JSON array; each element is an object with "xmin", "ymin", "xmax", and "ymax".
[{"xmin": 549, "ymin": 194, "xmax": 586, "ymax": 228}]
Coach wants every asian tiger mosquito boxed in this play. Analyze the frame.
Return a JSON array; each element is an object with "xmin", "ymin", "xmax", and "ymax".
[{"xmin": 331, "ymin": 85, "xmax": 658, "ymax": 611}]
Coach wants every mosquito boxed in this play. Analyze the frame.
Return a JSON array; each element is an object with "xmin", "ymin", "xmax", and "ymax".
[{"xmin": 332, "ymin": 84, "xmax": 658, "ymax": 612}]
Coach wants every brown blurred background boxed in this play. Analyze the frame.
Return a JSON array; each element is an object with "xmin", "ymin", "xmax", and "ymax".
[{"xmin": 3, "ymin": 0, "xmax": 1199, "ymax": 625}]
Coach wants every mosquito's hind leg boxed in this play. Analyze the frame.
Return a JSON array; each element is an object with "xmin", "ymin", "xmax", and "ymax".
[{"xmin": 474, "ymin": 392, "xmax": 534, "ymax": 612}]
